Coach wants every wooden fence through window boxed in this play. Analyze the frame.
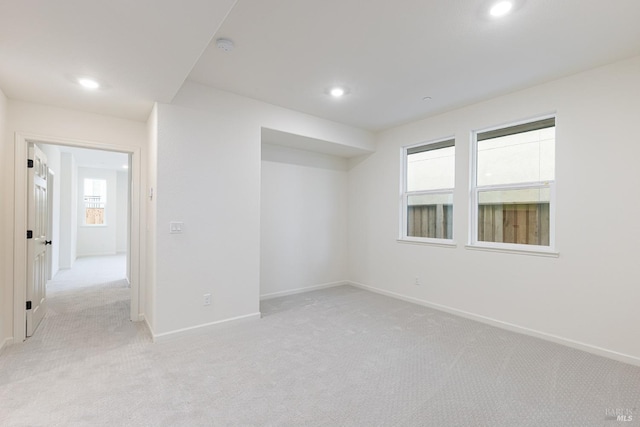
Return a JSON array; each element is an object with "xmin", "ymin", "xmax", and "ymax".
[
  {"xmin": 408, "ymin": 204, "xmax": 453, "ymax": 239},
  {"xmin": 408, "ymin": 202, "xmax": 550, "ymax": 245},
  {"xmin": 478, "ymin": 203, "xmax": 549, "ymax": 245}
]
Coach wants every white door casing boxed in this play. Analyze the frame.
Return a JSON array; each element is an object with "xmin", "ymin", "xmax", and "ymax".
[
  {"xmin": 13, "ymin": 133, "xmax": 143, "ymax": 343},
  {"xmin": 27, "ymin": 144, "xmax": 48, "ymax": 336}
]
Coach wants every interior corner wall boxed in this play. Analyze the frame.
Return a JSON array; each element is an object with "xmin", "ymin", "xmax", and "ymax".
[
  {"xmin": 0, "ymin": 86, "xmax": 9, "ymax": 349},
  {"xmin": 260, "ymin": 143, "xmax": 348, "ymax": 298},
  {"xmin": 348, "ymin": 55, "xmax": 640, "ymax": 363},
  {"xmin": 144, "ymin": 103, "xmax": 158, "ymax": 332},
  {"xmin": 151, "ymin": 82, "xmax": 373, "ymax": 337},
  {"xmin": 59, "ymin": 152, "xmax": 77, "ymax": 269},
  {"xmin": 70, "ymin": 162, "xmax": 78, "ymax": 264},
  {"xmin": 116, "ymin": 171, "xmax": 129, "ymax": 253}
]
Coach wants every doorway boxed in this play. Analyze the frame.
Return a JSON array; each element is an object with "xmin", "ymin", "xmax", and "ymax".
[{"xmin": 13, "ymin": 133, "xmax": 142, "ymax": 342}]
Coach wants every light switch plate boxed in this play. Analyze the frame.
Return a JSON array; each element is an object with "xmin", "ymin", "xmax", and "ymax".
[{"xmin": 169, "ymin": 221, "xmax": 184, "ymax": 234}]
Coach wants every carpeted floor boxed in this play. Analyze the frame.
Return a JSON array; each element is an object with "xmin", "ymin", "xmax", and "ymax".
[{"xmin": 1, "ymin": 256, "xmax": 639, "ymax": 426}]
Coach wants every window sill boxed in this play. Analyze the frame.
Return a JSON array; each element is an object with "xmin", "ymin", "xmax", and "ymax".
[
  {"xmin": 397, "ymin": 238, "xmax": 457, "ymax": 249},
  {"xmin": 81, "ymin": 224, "xmax": 108, "ymax": 228},
  {"xmin": 465, "ymin": 243, "xmax": 559, "ymax": 258}
]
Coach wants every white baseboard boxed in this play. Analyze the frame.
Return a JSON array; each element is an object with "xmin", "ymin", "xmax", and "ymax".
[
  {"xmin": 347, "ymin": 281, "xmax": 640, "ymax": 367},
  {"xmin": 0, "ymin": 337, "xmax": 14, "ymax": 354},
  {"xmin": 150, "ymin": 312, "xmax": 262, "ymax": 342},
  {"xmin": 143, "ymin": 315, "xmax": 155, "ymax": 339},
  {"xmin": 260, "ymin": 281, "xmax": 346, "ymax": 300},
  {"xmin": 143, "ymin": 314, "xmax": 152, "ymax": 332}
]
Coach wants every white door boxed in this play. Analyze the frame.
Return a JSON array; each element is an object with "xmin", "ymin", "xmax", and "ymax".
[{"xmin": 26, "ymin": 143, "xmax": 49, "ymax": 337}]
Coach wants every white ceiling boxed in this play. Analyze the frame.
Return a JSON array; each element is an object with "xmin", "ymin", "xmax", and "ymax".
[
  {"xmin": 0, "ymin": 0, "xmax": 236, "ymax": 121},
  {"xmin": 2, "ymin": 0, "xmax": 640, "ymax": 131}
]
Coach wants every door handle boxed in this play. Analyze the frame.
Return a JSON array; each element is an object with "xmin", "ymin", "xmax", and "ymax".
[{"xmin": 44, "ymin": 240, "xmax": 52, "ymax": 245}]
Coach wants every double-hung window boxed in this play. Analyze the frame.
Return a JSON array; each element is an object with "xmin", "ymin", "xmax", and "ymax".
[
  {"xmin": 471, "ymin": 117, "xmax": 555, "ymax": 251},
  {"xmin": 401, "ymin": 138, "xmax": 455, "ymax": 242}
]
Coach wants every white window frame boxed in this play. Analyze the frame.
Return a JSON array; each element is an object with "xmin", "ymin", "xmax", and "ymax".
[
  {"xmin": 399, "ymin": 137, "xmax": 455, "ymax": 246},
  {"xmin": 469, "ymin": 115, "xmax": 557, "ymax": 256}
]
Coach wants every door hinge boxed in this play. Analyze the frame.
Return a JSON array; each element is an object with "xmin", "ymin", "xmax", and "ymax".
[
  {"xmin": 26, "ymin": 301, "xmax": 32, "ymax": 310},
  {"xmin": 26, "ymin": 230, "xmax": 33, "ymax": 239},
  {"xmin": 27, "ymin": 159, "xmax": 34, "ymax": 168}
]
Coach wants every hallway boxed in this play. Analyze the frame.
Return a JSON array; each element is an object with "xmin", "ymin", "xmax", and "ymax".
[{"xmin": 42, "ymin": 254, "xmax": 137, "ymax": 340}]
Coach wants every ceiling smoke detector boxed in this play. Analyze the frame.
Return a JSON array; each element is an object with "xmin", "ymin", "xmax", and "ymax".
[{"xmin": 216, "ymin": 38, "xmax": 234, "ymax": 52}]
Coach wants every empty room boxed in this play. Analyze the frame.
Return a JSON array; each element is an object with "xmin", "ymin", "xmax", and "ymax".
[{"xmin": 1, "ymin": 1, "xmax": 640, "ymax": 426}]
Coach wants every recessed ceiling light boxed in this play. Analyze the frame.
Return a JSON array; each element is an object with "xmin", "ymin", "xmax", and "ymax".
[
  {"xmin": 490, "ymin": 1, "xmax": 513, "ymax": 17},
  {"xmin": 122, "ymin": 164, "xmax": 129, "ymax": 169},
  {"xmin": 78, "ymin": 78, "xmax": 100, "ymax": 89},
  {"xmin": 330, "ymin": 87, "xmax": 346, "ymax": 98}
]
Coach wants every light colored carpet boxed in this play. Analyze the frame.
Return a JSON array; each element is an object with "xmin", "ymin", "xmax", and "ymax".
[{"xmin": 1, "ymin": 256, "xmax": 639, "ymax": 426}]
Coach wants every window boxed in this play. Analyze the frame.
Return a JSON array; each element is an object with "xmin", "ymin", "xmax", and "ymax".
[
  {"xmin": 471, "ymin": 117, "xmax": 555, "ymax": 250},
  {"xmin": 401, "ymin": 138, "xmax": 455, "ymax": 242},
  {"xmin": 84, "ymin": 178, "xmax": 107, "ymax": 225}
]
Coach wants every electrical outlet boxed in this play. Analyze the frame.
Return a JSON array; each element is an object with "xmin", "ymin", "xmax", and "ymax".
[
  {"xmin": 415, "ymin": 277, "xmax": 420, "ymax": 286},
  {"xmin": 203, "ymin": 293, "xmax": 211, "ymax": 306}
]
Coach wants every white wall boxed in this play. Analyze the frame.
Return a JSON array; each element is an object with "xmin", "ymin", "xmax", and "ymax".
[
  {"xmin": 348, "ymin": 55, "xmax": 640, "ymax": 364},
  {"xmin": 260, "ymin": 143, "xmax": 348, "ymax": 298},
  {"xmin": 58, "ymin": 153, "xmax": 77, "ymax": 269},
  {"xmin": 38, "ymin": 144, "xmax": 61, "ymax": 278},
  {"xmin": 76, "ymin": 167, "xmax": 118, "ymax": 257},
  {"xmin": 148, "ymin": 83, "xmax": 373, "ymax": 337},
  {"xmin": 2, "ymin": 100, "xmax": 147, "ymax": 343},
  {"xmin": 116, "ymin": 171, "xmax": 129, "ymax": 253},
  {"xmin": 153, "ymin": 102, "xmax": 260, "ymax": 335},
  {"xmin": 0, "ymin": 86, "xmax": 8, "ymax": 349},
  {"xmin": 145, "ymin": 104, "xmax": 158, "ymax": 331}
]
